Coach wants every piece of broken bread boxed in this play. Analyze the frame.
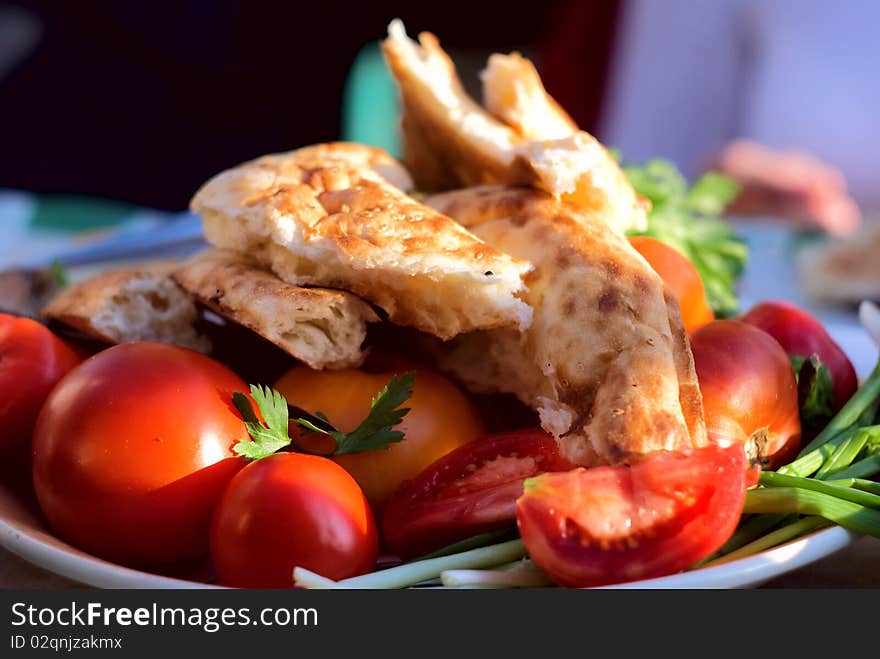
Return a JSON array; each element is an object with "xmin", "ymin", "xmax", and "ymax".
[
  {"xmin": 425, "ymin": 185, "xmax": 706, "ymax": 466},
  {"xmin": 41, "ymin": 263, "xmax": 211, "ymax": 353},
  {"xmin": 381, "ymin": 20, "xmax": 647, "ymax": 235},
  {"xmin": 191, "ymin": 141, "xmax": 533, "ymax": 340},
  {"xmin": 172, "ymin": 248, "xmax": 378, "ymax": 369}
]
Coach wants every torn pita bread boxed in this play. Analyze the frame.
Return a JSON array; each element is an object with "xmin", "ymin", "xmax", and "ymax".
[
  {"xmin": 425, "ymin": 186, "xmax": 706, "ymax": 467},
  {"xmin": 481, "ymin": 52, "xmax": 578, "ymax": 141},
  {"xmin": 191, "ymin": 142, "xmax": 533, "ymax": 340},
  {"xmin": 41, "ymin": 264, "xmax": 210, "ymax": 353},
  {"xmin": 381, "ymin": 20, "xmax": 647, "ymax": 235},
  {"xmin": 172, "ymin": 248, "xmax": 377, "ymax": 369}
]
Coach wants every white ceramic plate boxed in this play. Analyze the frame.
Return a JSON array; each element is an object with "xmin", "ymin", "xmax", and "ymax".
[{"xmin": 0, "ymin": 473, "xmax": 858, "ymax": 589}]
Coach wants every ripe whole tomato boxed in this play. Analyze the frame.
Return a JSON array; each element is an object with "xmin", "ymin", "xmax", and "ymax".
[
  {"xmin": 274, "ymin": 363, "xmax": 485, "ymax": 512},
  {"xmin": 210, "ymin": 452, "xmax": 378, "ymax": 588},
  {"xmin": 740, "ymin": 300, "xmax": 857, "ymax": 411},
  {"xmin": 0, "ymin": 313, "xmax": 81, "ymax": 455},
  {"xmin": 31, "ymin": 342, "xmax": 248, "ymax": 567},
  {"xmin": 689, "ymin": 320, "xmax": 802, "ymax": 469}
]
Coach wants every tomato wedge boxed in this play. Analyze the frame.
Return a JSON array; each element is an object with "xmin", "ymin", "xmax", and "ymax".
[
  {"xmin": 516, "ymin": 444, "xmax": 754, "ymax": 588},
  {"xmin": 382, "ymin": 429, "xmax": 574, "ymax": 559}
]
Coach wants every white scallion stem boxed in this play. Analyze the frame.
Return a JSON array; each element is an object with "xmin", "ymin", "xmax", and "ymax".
[
  {"xmin": 440, "ymin": 560, "xmax": 553, "ymax": 588},
  {"xmin": 293, "ymin": 539, "xmax": 526, "ymax": 589},
  {"xmin": 292, "ymin": 567, "xmax": 338, "ymax": 589}
]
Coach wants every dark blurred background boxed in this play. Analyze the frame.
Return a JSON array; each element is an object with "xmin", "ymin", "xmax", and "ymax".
[{"xmin": 0, "ymin": 1, "xmax": 620, "ymax": 211}]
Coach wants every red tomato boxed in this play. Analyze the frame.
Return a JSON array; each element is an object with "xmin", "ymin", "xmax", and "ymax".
[
  {"xmin": 516, "ymin": 444, "xmax": 753, "ymax": 588},
  {"xmin": 275, "ymin": 363, "xmax": 484, "ymax": 513},
  {"xmin": 210, "ymin": 452, "xmax": 378, "ymax": 587},
  {"xmin": 0, "ymin": 314, "xmax": 81, "ymax": 454},
  {"xmin": 690, "ymin": 320, "xmax": 802, "ymax": 469},
  {"xmin": 32, "ymin": 342, "xmax": 247, "ymax": 567},
  {"xmin": 740, "ymin": 300, "xmax": 857, "ymax": 411},
  {"xmin": 628, "ymin": 236, "xmax": 714, "ymax": 332},
  {"xmin": 382, "ymin": 429, "xmax": 574, "ymax": 559}
]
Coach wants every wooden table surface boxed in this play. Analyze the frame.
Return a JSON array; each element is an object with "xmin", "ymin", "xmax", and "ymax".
[{"xmin": 2, "ymin": 537, "xmax": 879, "ymax": 589}]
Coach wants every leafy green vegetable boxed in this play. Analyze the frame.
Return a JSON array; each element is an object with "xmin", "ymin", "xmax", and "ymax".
[
  {"xmin": 791, "ymin": 354, "xmax": 835, "ymax": 431},
  {"xmin": 232, "ymin": 372, "xmax": 416, "ymax": 460},
  {"xmin": 299, "ymin": 371, "xmax": 415, "ymax": 456},
  {"xmin": 232, "ymin": 386, "xmax": 293, "ymax": 459},
  {"xmin": 621, "ymin": 158, "xmax": 747, "ymax": 317}
]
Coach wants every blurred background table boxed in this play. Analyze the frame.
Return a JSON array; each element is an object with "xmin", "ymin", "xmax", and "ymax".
[{"xmin": 0, "ymin": 193, "xmax": 878, "ymax": 589}]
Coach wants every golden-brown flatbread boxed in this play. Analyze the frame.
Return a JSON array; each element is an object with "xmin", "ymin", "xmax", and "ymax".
[
  {"xmin": 41, "ymin": 264, "xmax": 210, "ymax": 352},
  {"xmin": 191, "ymin": 142, "xmax": 533, "ymax": 340},
  {"xmin": 172, "ymin": 248, "xmax": 378, "ymax": 369},
  {"xmin": 425, "ymin": 186, "xmax": 707, "ymax": 466},
  {"xmin": 381, "ymin": 20, "xmax": 647, "ymax": 235},
  {"xmin": 481, "ymin": 52, "xmax": 579, "ymax": 141}
]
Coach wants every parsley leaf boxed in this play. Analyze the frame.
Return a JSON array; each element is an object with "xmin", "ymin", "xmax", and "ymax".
[
  {"xmin": 791, "ymin": 354, "xmax": 835, "ymax": 431},
  {"xmin": 232, "ymin": 385, "xmax": 292, "ymax": 459},
  {"xmin": 232, "ymin": 371, "xmax": 416, "ymax": 460},
  {"xmin": 621, "ymin": 157, "xmax": 748, "ymax": 317},
  {"xmin": 297, "ymin": 371, "xmax": 415, "ymax": 455}
]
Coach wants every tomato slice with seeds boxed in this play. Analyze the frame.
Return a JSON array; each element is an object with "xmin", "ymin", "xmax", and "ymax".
[
  {"xmin": 382, "ymin": 429, "xmax": 574, "ymax": 559},
  {"xmin": 516, "ymin": 444, "xmax": 754, "ymax": 588}
]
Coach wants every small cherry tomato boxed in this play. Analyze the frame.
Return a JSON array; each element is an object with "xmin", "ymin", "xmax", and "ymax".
[
  {"xmin": 740, "ymin": 300, "xmax": 857, "ymax": 411},
  {"xmin": 32, "ymin": 342, "xmax": 248, "ymax": 567},
  {"xmin": 210, "ymin": 452, "xmax": 378, "ymax": 587},
  {"xmin": 690, "ymin": 320, "xmax": 801, "ymax": 469},
  {"xmin": 517, "ymin": 444, "xmax": 753, "ymax": 588},
  {"xmin": 274, "ymin": 363, "xmax": 484, "ymax": 512},
  {"xmin": 0, "ymin": 313, "xmax": 81, "ymax": 454},
  {"xmin": 382, "ymin": 429, "xmax": 574, "ymax": 559},
  {"xmin": 628, "ymin": 236, "xmax": 714, "ymax": 332}
]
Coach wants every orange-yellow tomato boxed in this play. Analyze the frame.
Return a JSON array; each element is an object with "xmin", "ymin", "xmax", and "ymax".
[
  {"xmin": 274, "ymin": 363, "xmax": 485, "ymax": 512},
  {"xmin": 628, "ymin": 236, "xmax": 714, "ymax": 332}
]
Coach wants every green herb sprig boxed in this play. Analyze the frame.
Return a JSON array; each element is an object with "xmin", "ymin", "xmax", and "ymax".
[
  {"xmin": 621, "ymin": 158, "xmax": 747, "ymax": 317},
  {"xmin": 231, "ymin": 371, "xmax": 415, "ymax": 460}
]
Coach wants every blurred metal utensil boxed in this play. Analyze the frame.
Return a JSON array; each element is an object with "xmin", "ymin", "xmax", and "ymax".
[
  {"xmin": 7, "ymin": 212, "xmax": 206, "ymax": 271},
  {"xmin": 0, "ymin": 211, "xmax": 206, "ymax": 318}
]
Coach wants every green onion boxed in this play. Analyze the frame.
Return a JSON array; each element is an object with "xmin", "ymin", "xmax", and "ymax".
[
  {"xmin": 413, "ymin": 528, "xmax": 518, "ymax": 561},
  {"xmin": 777, "ymin": 428, "xmax": 854, "ymax": 477},
  {"xmin": 758, "ymin": 471, "xmax": 880, "ymax": 509},
  {"xmin": 798, "ymin": 362, "xmax": 880, "ymax": 456},
  {"xmin": 857, "ymin": 397, "xmax": 880, "ymax": 427},
  {"xmin": 708, "ymin": 513, "xmax": 792, "ymax": 559},
  {"xmin": 823, "ymin": 454, "xmax": 880, "ymax": 481},
  {"xmin": 440, "ymin": 560, "xmax": 553, "ymax": 589},
  {"xmin": 293, "ymin": 539, "xmax": 526, "ymax": 589},
  {"xmin": 743, "ymin": 487, "xmax": 880, "ymax": 537},
  {"xmin": 825, "ymin": 478, "xmax": 880, "ymax": 495},
  {"xmin": 701, "ymin": 516, "xmax": 832, "ymax": 567},
  {"xmin": 814, "ymin": 428, "xmax": 870, "ymax": 479},
  {"xmin": 291, "ymin": 569, "xmax": 337, "ymax": 588}
]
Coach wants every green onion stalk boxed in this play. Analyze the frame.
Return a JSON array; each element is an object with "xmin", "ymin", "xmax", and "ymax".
[
  {"xmin": 293, "ymin": 539, "xmax": 526, "ymax": 589},
  {"xmin": 707, "ymin": 359, "xmax": 880, "ymax": 565}
]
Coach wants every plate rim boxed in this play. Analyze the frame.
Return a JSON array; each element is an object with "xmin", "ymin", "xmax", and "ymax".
[{"xmin": 0, "ymin": 511, "xmax": 857, "ymax": 589}]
